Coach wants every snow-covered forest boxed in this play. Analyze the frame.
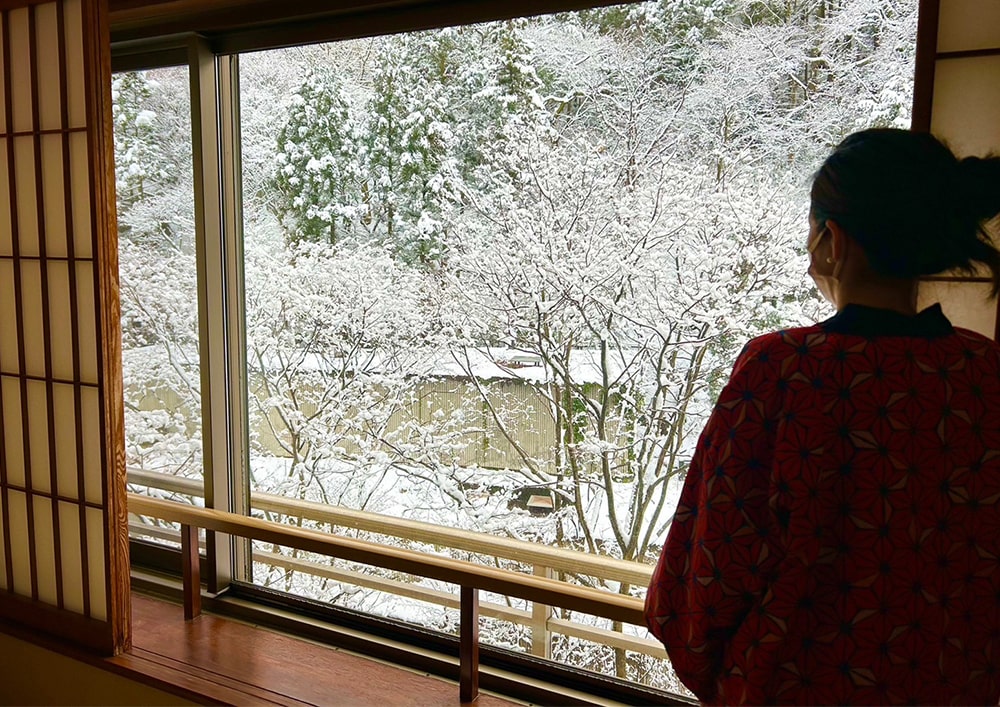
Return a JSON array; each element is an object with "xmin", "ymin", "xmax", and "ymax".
[{"xmin": 118, "ymin": 0, "xmax": 916, "ymax": 691}]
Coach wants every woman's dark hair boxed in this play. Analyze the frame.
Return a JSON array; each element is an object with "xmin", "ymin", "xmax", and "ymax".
[{"xmin": 811, "ymin": 128, "xmax": 1000, "ymax": 295}]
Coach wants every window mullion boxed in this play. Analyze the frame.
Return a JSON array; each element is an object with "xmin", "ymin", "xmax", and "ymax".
[
  {"xmin": 188, "ymin": 34, "xmax": 236, "ymax": 593},
  {"xmin": 217, "ymin": 52, "xmax": 253, "ymax": 584}
]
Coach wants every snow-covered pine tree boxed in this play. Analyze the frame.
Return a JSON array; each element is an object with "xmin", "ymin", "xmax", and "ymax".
[
  {"xmin": 272, "ymin": 70, "xmax": 364, "ymax": 245},
  {"xmin": 362, "ymin": 34, "xmax": 459, "ymax": 266}
]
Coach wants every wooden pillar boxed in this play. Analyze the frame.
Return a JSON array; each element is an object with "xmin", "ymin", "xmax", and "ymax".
[
  {"xmin": 181, "ymin": 523, "xmax": 201, "ymax": 620},
  {"xmin": 530, "ymin": 565, "xmax": 552, "ymax": 658},
  {"xmin": 459, "ymin": 585, "xmax": 479, "ymax": 703}
]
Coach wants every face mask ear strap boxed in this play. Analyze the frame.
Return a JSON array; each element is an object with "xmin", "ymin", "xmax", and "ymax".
[
  {"xmin": 826, "ymin": 223, "xmax": 846, "ymax": 280},
  {"xmin": 808, "ymin": 225, "xmax": 828, "ymax": 255}
]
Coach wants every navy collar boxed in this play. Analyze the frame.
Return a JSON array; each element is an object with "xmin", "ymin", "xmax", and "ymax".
[{"xmin": 820, "ymin": 303, "xmax": 954, "ymax": 338}]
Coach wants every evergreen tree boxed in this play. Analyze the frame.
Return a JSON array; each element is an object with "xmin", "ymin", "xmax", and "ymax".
[
  {"xmin": 361, "ymin": 34, "xmax": 460, "ymax": 266},
  {"xmin": 455, "ymin": 22, "xmax": 546, "ymax": 160},
  {"xmin": 112, "ymin": 72, "xmax": 173, "ymax": 212},
  {"xmin": 272, "ymin": 70, "xmax": 362, "ymax": 245}
]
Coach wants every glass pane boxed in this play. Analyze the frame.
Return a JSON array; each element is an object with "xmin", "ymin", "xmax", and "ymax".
[
  {"xmin": 239, "ymin": 2, "xmax": 917, "ymax": 693},
  {"xmin": 112, "ymin": 67, "xmax": 202, "ymax": 548}
]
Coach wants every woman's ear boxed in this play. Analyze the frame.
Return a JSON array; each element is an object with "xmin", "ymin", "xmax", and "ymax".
[{"xmin": 826, "ymin": 219, "xmax": 848, "ymax": 262}]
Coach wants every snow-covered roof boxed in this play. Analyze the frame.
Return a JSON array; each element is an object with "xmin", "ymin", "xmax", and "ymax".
[{"xmin": 123, "ymin": 343, "xmax": 630, "ymax": 384}]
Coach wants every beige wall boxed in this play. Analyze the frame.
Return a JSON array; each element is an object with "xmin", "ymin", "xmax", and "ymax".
[{"xmin": 0, "ymin": 632, "xmax": 192, "ymax": 706}]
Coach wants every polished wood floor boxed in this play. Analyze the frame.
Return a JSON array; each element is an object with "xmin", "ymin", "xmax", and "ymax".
[{"xmin": 112, "ymin": 595, "xmax": 523, "ymax": 706}]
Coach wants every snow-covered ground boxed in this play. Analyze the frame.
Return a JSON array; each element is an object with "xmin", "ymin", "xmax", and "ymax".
[{"xmin": 249, "ymin": 453, "xmax": 685, "ymax": 549}]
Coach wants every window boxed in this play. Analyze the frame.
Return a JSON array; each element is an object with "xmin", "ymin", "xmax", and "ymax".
[
  {"xmin": 119, "ymin": 0, "xmax": 919, "ymax": 697},
  {"xmin": 114, "ymin": 65, "xmax": 204, "ymax": 540}
]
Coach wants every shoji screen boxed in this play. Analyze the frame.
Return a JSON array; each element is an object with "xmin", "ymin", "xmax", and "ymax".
[
  {"xmin": 913, "ymin": 0, "xmax": 1000, "ymax": 339},
  {"xmin": 0, "ymin": 0, "xmax": 128, "ymax": 654}
]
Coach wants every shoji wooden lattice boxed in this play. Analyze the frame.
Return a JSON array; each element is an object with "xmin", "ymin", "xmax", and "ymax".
[
  {"xmin": 913, "ymin": 0, "xmax": 1000, "ymax": 340},
  {"xmin": 0, "ymin": 0, "xmax": 128, "ymax": 654}
]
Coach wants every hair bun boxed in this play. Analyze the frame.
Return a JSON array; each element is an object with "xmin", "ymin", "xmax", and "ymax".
[
  {"xmin": 811, "ymin": 129, "xmax": 1000, "ymax": 295},
  {"xmin": 957, "ymin": 155, "xmax": 1000, "ymax": 224}
]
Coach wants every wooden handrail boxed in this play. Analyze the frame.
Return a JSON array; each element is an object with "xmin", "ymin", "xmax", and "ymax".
[
  {"xmin": 128, "ymin": 494, "xmax": 645, "ymax": 625},
  {"xmin": 254, "ymin": 493, "xmax": 654, "ymax": 586},
  {"xmin": 127, "ymin": 468, "xmax": 655, "ymax": 586},
  {"xmin": 128, "ymin": 520, "xmax": 668, "ymax": 658},
  {"xmin": 129, "ymin": 493, "xmax": 652, "ymax": 702}
]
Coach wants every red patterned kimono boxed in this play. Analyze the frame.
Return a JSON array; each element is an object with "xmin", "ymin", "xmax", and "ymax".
[{"xmin": 645, "ymin": 304, "xmax": 1000, "ymax": 705}]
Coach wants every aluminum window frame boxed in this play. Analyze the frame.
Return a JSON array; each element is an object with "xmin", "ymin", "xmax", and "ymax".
[{"xmin": 113, "ymin": 37, "xmax": 250, "ymax": 595}]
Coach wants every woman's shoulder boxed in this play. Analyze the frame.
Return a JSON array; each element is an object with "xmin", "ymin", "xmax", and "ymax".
[
  {"xmin": 745, "ymin": 322, "xmax": 1000, "ymax": 368},
  {"xmin": 739, "ymin": 324, "xmax": 828, "ymax": 360},
  {"xmin": 953, "ymin": 326, "xmax": 1000, "ymax": 361},
  {"xmin": 954, "ymin": 325, "xmax": 1000, "ymax": 346}
]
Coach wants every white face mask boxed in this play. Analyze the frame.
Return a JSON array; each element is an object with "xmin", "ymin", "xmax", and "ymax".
[
  {"xmin": 807, "ymin": 225, "xmax": 842, "ymax": 306},
  {"xmin": 811, "ymin": 266, "xmax": 838, "ymax": 306}
]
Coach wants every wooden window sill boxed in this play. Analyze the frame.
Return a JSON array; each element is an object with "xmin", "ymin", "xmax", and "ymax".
[
  {"xmin": 1, "ymin": 592, "xmax": 526, "ymax": 706},
  {"xmin": 128, "ymin": 594, "xmax": 536, "ymax": 706}
]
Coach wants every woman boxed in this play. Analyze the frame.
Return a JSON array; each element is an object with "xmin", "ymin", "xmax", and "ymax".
[{"xmin": 645, "ymin": 129, "xmax": 1000, "ymax": 705}]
